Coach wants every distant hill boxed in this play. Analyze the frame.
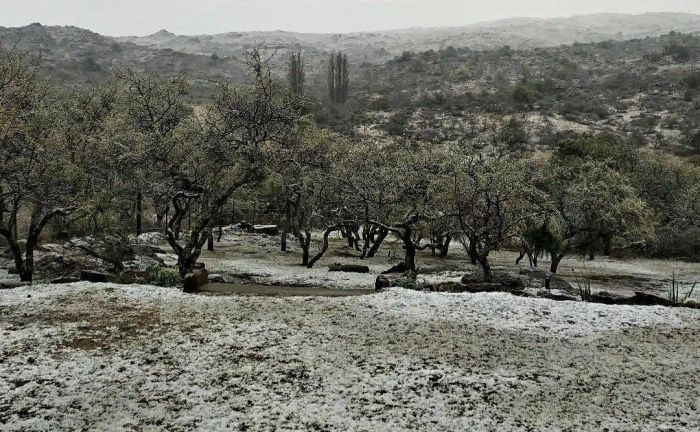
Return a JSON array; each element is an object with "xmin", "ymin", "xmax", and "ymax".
[
  {"xmin": 115, "ymin": 12, "xmax": 700, "ymax": 66},
  {"xmin": 1, "ymin": 12, "xmax": 699, "ymax": 99},
  {"xmin": 0, "ymin": 22, "xmax": 247, "ymax": 95}
]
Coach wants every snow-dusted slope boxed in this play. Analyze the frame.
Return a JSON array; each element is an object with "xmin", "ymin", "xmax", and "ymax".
[{"xmin": 1, "ymin": 283, "xmax": 698, "ymax": 431}]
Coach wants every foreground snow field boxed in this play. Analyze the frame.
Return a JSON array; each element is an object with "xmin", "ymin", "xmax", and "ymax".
[{"xmin": 1, "ymin": 283, "xmax": 699, "ymax": 431}]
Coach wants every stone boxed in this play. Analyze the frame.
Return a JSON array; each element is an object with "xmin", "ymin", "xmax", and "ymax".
[
  {"xmin": 684, "ymin": 299, "xmax": 700, "ymax": 309},
  {"xmin": 328, "ymin": 264, "xmax": 370, "ymax": 273},
  {"xmin": 537, "ymin": 290, "xmax": 579, "ymax": 302},
  {"xmin": 131, "ymin": 244, "xmax": 166, "ymax": 258},
  {"xmin": 424, "ymin": 281, "xmax": 469, "ymax": 293},
  {"xmin": 117, "ymin": 270, "xmax": 145, "ymax": 284},
  {"xmin": 382, "ymin": 262, "xmax": 407, "ymax": 274},
  {"xmin": 519, "ymin": 268, "xmax": 548, "ymax": 280},
  {"xmin": 209, "ymin": 273, "xmax": 225, "ymax": 283},
  {"xmin": 375, "ymin": 275, "xmax": 392, "ymax": 291},
  {"xmin": 251, "ymin": 225, "xmax": 279, "ymax": 236},
  {"xmin": 589, "ymin": 291, "xmax": 632, "ymax": 305},
  {"xmin": 462, "ymin": 282, "xmax": 503, "ymax": 293},
  {"xmin": 183, "ymin": 269, "xmax": 209, "ymax": 293},
  {"xmin": 548, "ymin": 275, "xmax": 574, "ymax": 292},
  {"xmin": 80, "ymin": 270, "xmax": 111, "ymax": 283},
  {"xmin": 631, "ymin": 292, "xmax": 674, "ymax": 307},
  {"xmin": 0, "ymin": 280, "xmax": 32, "ymax": 289},
  {"xmin": 460, "ymin": 272, "xmax": 525, "ymax": 293},
  {"xmin": 51, "ymin": 276, "xmax": 80, "ymax": 284}
]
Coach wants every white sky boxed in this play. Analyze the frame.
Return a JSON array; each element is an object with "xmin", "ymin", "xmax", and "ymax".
[{"xmin": 2, "ymin": 0, "xmax": 700, "ymax": 36}]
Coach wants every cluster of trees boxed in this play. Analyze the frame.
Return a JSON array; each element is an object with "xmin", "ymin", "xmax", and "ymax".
[{"xmin": 2, "ymin": 45, "xmax": 699, "ymax": 286}]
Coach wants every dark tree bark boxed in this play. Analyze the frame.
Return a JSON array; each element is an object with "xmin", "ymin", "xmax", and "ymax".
[
  {"xmin": 280, "ymin": 199, "xmax": 290, "ymax": 252},
  {"xmin": 403, "ymin": 232, "xmax": 417, "ymax": 272},
  {"xmin": 136, "ymin": 191, "xmax": 143, "ymax": 236},
  {"xmin": 307, "ymin": 225, "xmax": 342, "ymax": 268},
  {"xmin": 0, "ymin": 206, "xmax": 74, "ymax": 282},
  {"xmin": 477, "ymin": 255, "xmax": 492, "ymax": 282},
  {"xmin": 363, "ymin": 226, "xmax": 388, "ymax": 259},
  {"xmin": 550, "ymin": 254, "xmax": 563, "ymax": 274},
  {"xmin": 368, "ymin": 218, "xmax": 420, "ymax": 272},
  {"xmin": 468, "ymin": 238, "xmax": 478, "ymax": 265},
  {"xmin": 295, "ymin": 229, "xmax": 311, "ymax": 267},
  {"xmin": 207, "ymin": 232, "xmax": 214, "ymax": 251}
]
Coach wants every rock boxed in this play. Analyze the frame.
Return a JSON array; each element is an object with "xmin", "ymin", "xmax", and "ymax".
[
  {"xmin": 51, "ymin": 276, "xmax": 80, "ymax": 284},
  {"xmin": 548, "ymin": 275, "xmax": 574, "ymax": 292},
  {"xmin": 328, "ymin": 264, "xmax": 370, "ymax": 273},
  {"xmin": 631, "ymin": 292, "xmax": 674, "ymax": 307},
  {"xmin": 498, "ymin": 274, "xmax": 525, "ymax": 291},
  {"xmin": 537, "ymin": 290, "xmax": 579, "ymax": 302},
  {"xmin": 80, "ymin": 270, "xmax": 111, "ymax": 283},
  {"xmin": 424, "ymin": 281, "xmax": 469, "ymax": 293},
  {"xmin": 35, "ymin": 253, "xmax": 82, "ymax": 279},
  {"xmin": 118, "ymin": 270, "xmax": 144, "ymax": 284},
  {"xmin": 183, "ymin": 269, "xmax": 209, "ymax": 293},
  {"xmin": 519, "ymin": 268, "xmax": 548, "ymax": 279},
  {"xmin": 209, "ymin": 273, "xmax": 225, "ymax": 283},
  {"xmin": 460, "ymin": 272, "xmax": 525, "ymax": 293},
  {"xmin": 382, "ymin": 262, "xmax": 407, "ymax": 274},
  {"xmin": 250, "ymin": 225, "xmax": 279, "ymax": 236},
  {"xmin": 590, "ymin": 291, "xmax": 632, "ymax": 305},
  {"xmin": 131, "ymin": 244, "xmax": 167, "ymax": 258},
  {"xmin": 684, "ymin": 299, "xmax": 700, "ymax": 309},
  {"xmin": 134, "ymin": 232, "xmax": 166, "ymax": 246},
  {"xmin": 462, "ymin": 282, "xmax": 503, "ymax": 293},
  {"xmin": 375, "ymin": 275, "xmax": 392, "ymax": 291},
  {"xmin": 0, "ymin": 280, "xmax": 31, "ymax": 289},
  {"xmin": 237, "ymin": 221, "xmax": 254, "ymax": 231},
  {"xmin": 193, "ymin": 262, "xmax": 206, "ymax": 270}
]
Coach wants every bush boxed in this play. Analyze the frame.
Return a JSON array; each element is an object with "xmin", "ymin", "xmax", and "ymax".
[{"xmin": 143, "ymin": 265, "xmax": 181, "ymax": 287}]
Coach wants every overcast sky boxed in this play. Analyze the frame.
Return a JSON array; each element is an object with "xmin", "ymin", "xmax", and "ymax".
[{"xmin": 3, "ymin": 0, "xmax": 700, "ymax": 36}]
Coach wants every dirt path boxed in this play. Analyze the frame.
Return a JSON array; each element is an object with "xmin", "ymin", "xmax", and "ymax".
[{"xmin": 1, "ymin": 283, "xmax": 698, "ymax": 431}]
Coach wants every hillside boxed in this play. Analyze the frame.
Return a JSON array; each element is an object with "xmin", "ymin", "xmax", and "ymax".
[
  {"xmin": 115, "ymin": 13, "xmax": 700, "ymax": 68},
  {"xmin": 0, "ymin": 23, "xmax": 247, "ymax": 96},
  {"xmin": 1, "ymin": 14, "xmax": 699, "ymax": 152}
]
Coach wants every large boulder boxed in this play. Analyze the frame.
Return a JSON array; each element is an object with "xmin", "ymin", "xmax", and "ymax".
[
  {"xmin": 328, "ymin": 264, "xmax": 370, "ymax": 273},
  {"xmin": 183, "ymin": 269, "xmax": 209, "ymax": 293}
]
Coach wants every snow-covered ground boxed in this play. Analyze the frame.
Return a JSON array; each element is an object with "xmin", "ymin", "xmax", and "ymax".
[{"xmin": 2, "ymin": 282, "xmax": 699, "ymax": 431}]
